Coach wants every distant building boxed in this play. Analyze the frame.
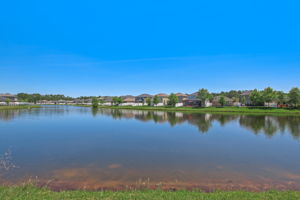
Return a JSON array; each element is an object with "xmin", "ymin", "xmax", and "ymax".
[
  {"xmin": 121, "ymin": 95, "xmax": 136, "ymax": 103},
  {"xmin": 240, "ymin": 91, "xmax": 252, "ymax": 105},
  {"xmin": 184, "ymin": 92, "xmax": 201, "ymax": 107},
  {"xmin": 212, "ymin": 96, "xmax": 234, "ymax": 107},
  {"xmin": 175, "ymin": 93, "xmax": 188, "ymax": 103},
  {"xmin": 155, "ymin": 93, "xmax": 169, "ymax": 105},
  {"xmin": 0, "ymin": 93, "xmax": 18, "ymax": 102},
  {"xmin": 135, "ymin": 94, "xmax": 153, "ymax": 103}
]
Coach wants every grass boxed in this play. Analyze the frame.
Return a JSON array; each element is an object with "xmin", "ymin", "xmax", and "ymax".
[
  {"xmin": 0, "ymin": 105, "xmax": 41, "ymax": 110},
  {"xmin": 0, "ymin": 185, "xmax": 300, "ymax": 200},
  {"xmin": 85, "ymin": 105, "xmax": 300, "ymax": 115}
]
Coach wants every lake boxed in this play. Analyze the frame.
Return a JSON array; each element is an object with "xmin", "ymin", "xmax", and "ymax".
[{"xmin": 0, "ymin": 105, "xmax": 300, "ymax": 191}]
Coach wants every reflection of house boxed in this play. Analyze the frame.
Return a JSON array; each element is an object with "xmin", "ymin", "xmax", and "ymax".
[
  {"xmin": 240, "ymin": 91, "xmax": 252, "ymax": 105},
  {"xmin": 175, "ymin": 93, "xmax": 188, "ymax": 103},
  {"xmin": 212, "ymin": 96, "xmax": 233, "ymax": 107},
  {"xmin": 155, "ymin": 93, "xmax": 169, "ymax": 105},
  {"xmin": 0, "ymin": 93, "xmax": 18, "ymax": 102},
  {"xmin": 135, "ymin": 94, "xmax": 153, "ymax": 103}
]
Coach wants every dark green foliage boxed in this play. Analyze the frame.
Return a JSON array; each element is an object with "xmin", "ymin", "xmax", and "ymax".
[
  {"xmin": 146, "ymin": 97, "xmax": 152, "ymax": 106},
  {"xmin": 197, "ymin": 88, "xmax": 211, "ymax": 107},
  {"xmin": 5, "ymin": 98, "xmax": 10, "ymax": 105},
  {"xmin": 289, "ymin": 87, "xmax": 300, "ymax": 107},
  {"xmin": 17, "ymin": 93, "xmax": 73, "ymax": 103},
  {"xmin": 112, "ymin": 97, "xmax": 123, "ymax": 106},
  {"xmin": 92, "ymin": 97, "xmax": 99, "ymax": 108},
  {"xmin": 249, "ymin": 89, "xmax": 264, "ymax": 106},
  {"xmin": 153, "ymin": 95, "xmax": 160, "ymax": 105},
  {"xmin": 219, "ymin": 96, "xmax": 226, "ymax": 107},
  {"xmin": 276, "ymin": 91, "xmax": 287, "ymax": 104},
  {"xmin": 168, "ymin": 93, "xmax": 179, "ymax": 107},
  {"xmin": 262, "ymin": 87, "xmax": 277, "ymax": 106}
]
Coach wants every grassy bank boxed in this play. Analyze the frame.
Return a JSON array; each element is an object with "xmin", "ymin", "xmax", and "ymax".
[
  {"xmin": 90, "ymin": 105, "xmax": 300, "ymax": 115},
  {"xmin": 0, "ymin": 186, "xmax": 300, "ymax": 200},
  {"xmin": 0, "ymin": 105, "xmax": 41, "ymax": 110}
]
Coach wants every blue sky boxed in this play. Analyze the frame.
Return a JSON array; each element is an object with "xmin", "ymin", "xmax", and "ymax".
[{"xmin": 1, "ymin": 0, "xmax": 300, "ymax": 97}]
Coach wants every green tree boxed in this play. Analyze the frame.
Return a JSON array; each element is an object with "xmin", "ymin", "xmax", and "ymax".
[
  {"xmin": 288, "ymin": 87, "xmax": 300, "ymax": 107},
  {"xmin": 168, "ymin": 93, "xmax": 179, "ymax": 107},
  {"xmin": 276, "ymin": 91, "xmax": 287, "ymax": 105},
  {"xmin": 92, "ymin": 97, "xmax": 99, "ymax": 108},
  {"xmin": 241, "ymin": 96, "xmax": 246, "ymax": 105},
  {"xmin": 249, "ymin": 89, "xmax": 264, "ymax": 106},
  {"xmin": 262, "ymin": 87, "xmax": 276, "ymax": 107},
  {"xmin": 146, "ymin": 97, "xmax": 152, "ymax": 106},
  {"xmin": 99, "ymin": 99, "xmax": 105, "ymax": 105},
  {"xmin": 153, "ymin": 95, "xmax": 160, "ymax": 106},
  {"xmin": 197, "ymin": 88, "xmax": 210, "ymax": 107},
  {"xmin": 5, "ymin": 98, "xmax": 10, "ymax": 105},
  {"xmin": 112, "ymin": 97, "xmax": 119, "ymax": 106},
  {"xmin": 219, "ymin": 96, "xmax": 226, "ymax": 107}
]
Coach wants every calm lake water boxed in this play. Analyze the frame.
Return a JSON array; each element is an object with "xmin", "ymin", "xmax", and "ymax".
[{"xmin": 0, "ymin": 105, "xmax": 300, "ymax": 191}]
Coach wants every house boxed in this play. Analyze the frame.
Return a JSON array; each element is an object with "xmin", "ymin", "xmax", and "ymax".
[
  {"xmin": 212, "ymin": 96, "xmax": 234, "ymax": 107},
  {"xmin": 100, "ymin": 96, "xmax": 113, "ymax": 105},
  {"xmin": 183, "ymin": 92, "xmax": 212, "ymax": 107},
  {"xmin": 135, "ymin": 94, "xmax": 153, "ymax": 103},
  {"xmin": 155, "ymin": 93, "xmax": 169, "ymax": 105},
  {"xmin": 183, "ymin": 92, "xmax": 201, "ymax": 107},
  {"xmin": 0, "ymin": 93, "xmax": 18, "ymax": 102},
  {"xmin": 121, "ymin": 95, "xmax": 136, "ymax": 103},
  {"xmin": 175, "ymin": 93, "xmax": 188, "ymax": 103},
  {"xmin": 240, "ymin": 91, "xmax": 252, "ymax": 105}
]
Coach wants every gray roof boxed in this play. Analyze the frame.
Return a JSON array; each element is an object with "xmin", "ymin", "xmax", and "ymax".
[{"xmin": 137, "ymin": 94, "xmax": 153, "ymax": 97}]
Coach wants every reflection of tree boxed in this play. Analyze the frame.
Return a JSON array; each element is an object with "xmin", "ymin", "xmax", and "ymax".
[
  {"xmin": 211, "ymin": 115, "xmax": 239, "ymax": 126},
  {"xmin": 111, "ymin": 109, "xmax": 123, "ymax": 119},
  {"xmin": 0, "ymin": 106, "xmax": 68, "ymax": 121},
  {"xmin": 188, "ymin": 114, "xmax": 212, "ymax": 133},
  {"xmin": 97, "ymin": 108, "xmax": 300, "ymax": 139},
  {"xmin": 263, "ymin": 117, "xmax": 278, "ymax": 137},
  {"xmin": 166, "ymin": 112, "xmax": 185, "ymax": 127},
  {"xmin": 239, "ymin": 116, "xmax": 266, "ymax": 135},
  {"xmin": 91, "ymin": 108, "xmax": 98, "ymax": 117},
  {"xmin": 239, "ymin": 115, "xmax": 300, "ymax": 139},
  {"xmin": 285, "ymin": 117, "xmax": 300, "ymax": 139}
]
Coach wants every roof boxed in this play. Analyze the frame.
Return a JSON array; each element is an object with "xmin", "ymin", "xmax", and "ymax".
[
  {"xmin": 137, "ymin": 94, "xmax": 153, "ymax": 97},
  {"xmin": 155, "ymin": 93, "xmax": 168, "ymax": 97},
  {"xmin": 175, "ymin": 93, "xmax": 188, "ymax": 97},
  {"xmin": 189, "ymin": 92, "xmax": 198, "ymax": 96},
  {"xmin": 240, "ymin": 91, "xmax": 252, "ymax": 96},
  {"xmin": 101, "ymin": 96, "xmax": 113, "ymax": 101},
  {"xmin": 123, "ymin": 97, "xmax": 135, "ymax": 102},
  {"xmin": 0, "ymin": 93, "xmax": 17, "ymax": 97},
  {"xmin": 121, "ymin": 95, "xmax": 135, "ymax": 99}
]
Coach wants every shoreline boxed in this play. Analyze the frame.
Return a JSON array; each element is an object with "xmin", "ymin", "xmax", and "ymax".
[
  {"xmin": 77, "ymin": 105, "xmax": 300, "ymax": 115},
  {"xmin": 0, "ymin": 105, "xmax": 41, "ymax": 110},
  {"xmin": 1, "ymin": 185, "xmax": 300, "ymax": 200}
]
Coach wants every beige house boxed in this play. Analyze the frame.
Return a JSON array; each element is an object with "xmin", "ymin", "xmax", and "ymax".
[
  {"xmin": 175, "ymin": 93, "xmax": 188, "ymax": 103},
  {"xmin": 121, "ymin": 95, "xmax": 136, "ymax": 103},
  {"xmin": 0, "ymin": 93, "xmax": 18, "ymax": 102},
  {"xmin": 212, "ymin": 96, "xmax": 234, "ymax": 107},
  {"xmin": 155, "ymin": 93, "xmax": 169, "ymax": 105}
]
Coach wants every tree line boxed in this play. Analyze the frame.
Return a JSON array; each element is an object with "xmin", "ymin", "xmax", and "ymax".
[{"xmin": 17, "ymin": 93, "xmax": 74, "ymax": 104}]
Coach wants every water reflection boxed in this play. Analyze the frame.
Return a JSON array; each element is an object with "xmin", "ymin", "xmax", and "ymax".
[
  {"xmin": 96, "ymin": 109, "xmax": 300, "ymax": 139},
  {"xmin": 0, "ymin": 106, "xmax": 88, "ymax": 121},
  {"xmin": 1, "ymin": 107, "xmax": 300, "ymax": 139}
]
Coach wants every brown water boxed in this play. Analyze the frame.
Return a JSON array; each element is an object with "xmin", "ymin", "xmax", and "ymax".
[{"xmin": 0, "ymin": 105, "xmax": 300, "ymax": 191}]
